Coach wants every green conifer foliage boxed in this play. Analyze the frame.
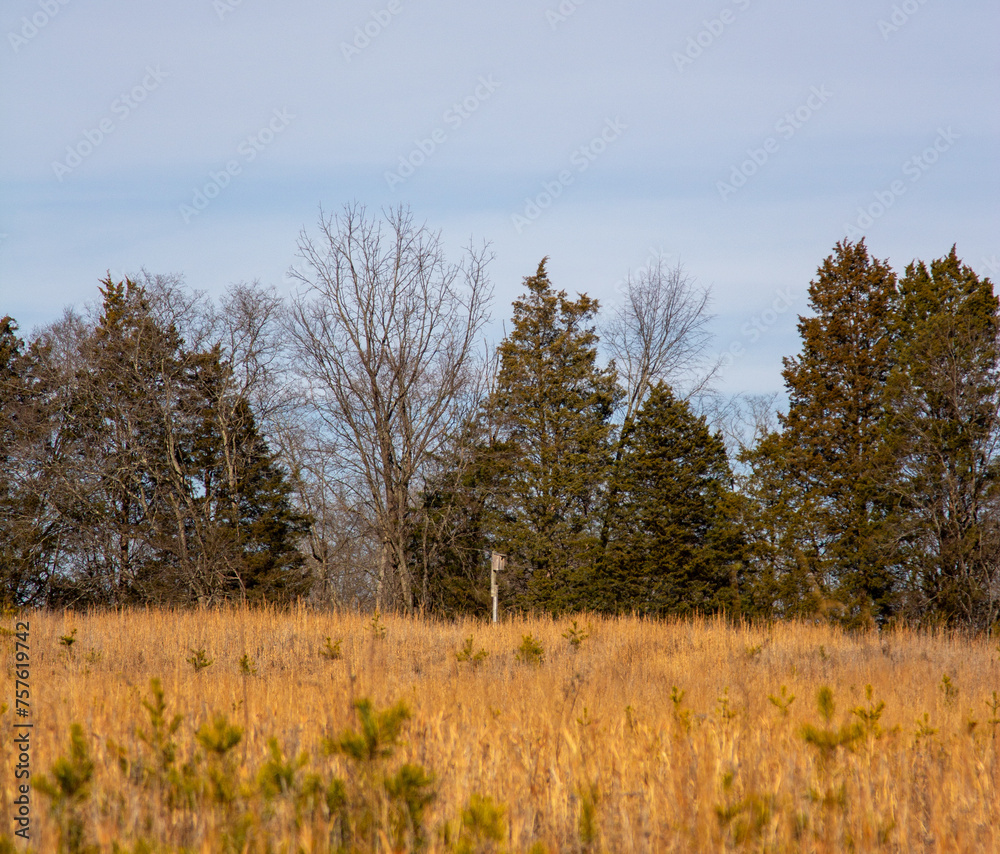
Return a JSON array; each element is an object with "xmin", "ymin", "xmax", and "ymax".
[
  {"xmin": 0, "ymin": 318, "xmax": 56, "ymax": 606},
  {"xmin": 599, "ymin": 382, "xmax": 744, "ymax": 615},
  {"xmin": 0, "ymin": 317, "xmax": 27, "ymax": 605},
  {"xmin": 12, "ymin": 277, "xmax": 311, "ymax": 606},
  {"xmin": 887, "ymin": 248, "xmax": 1000, "ymax": 628},
  {"xmin": 408, "ymin": 419, "xmax": 494, "ymax": 615},
  {"xmin": 736, "ymin": 429, "xmax": 827, "ymax": 620},
  {"xmin": 488, "ymin": 259, "xmax": 618, "ymax": 611},
  {"xmin": 172, "ymin": 346, "xmax": 312, "ymax": 603},
  {"xmin": 67, "ymin": 277, "xmax": 188, "ymax": 602},
  {"xmin": 777, "ymin": 240, "xmax": 900, "ymax": 625}
]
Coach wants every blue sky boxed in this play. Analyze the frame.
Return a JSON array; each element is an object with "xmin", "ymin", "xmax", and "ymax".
[{"xmin": 1, "ymin": 0, "xmax": 997, "ymax": 397}]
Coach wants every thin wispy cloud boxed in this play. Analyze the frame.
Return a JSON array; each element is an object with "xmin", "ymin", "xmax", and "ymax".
[{"xmin": 1, "ymin": 0, "xmax": 996, "ymax": 394}]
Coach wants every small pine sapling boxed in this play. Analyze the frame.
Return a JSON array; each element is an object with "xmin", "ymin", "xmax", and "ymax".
[
  {"xmin": 562, "ymin": 620, "xmax": 590, "ymax": 651},
  {"xmin": 187, "ymin": 648, "xmax": 213, "ymax": 672},
  {"xmin": 799, "ymin": 686, "xmax": 863, "ymax": 765},
  {"xmin": 986, "ymin": 691, "xmax": 1000, "ymax": 737},
  {"xmin": 768, "ymin": 686, "xmax": 796, "ymax": 717},
  {"xmin": 670, "ymin": 686, "xmax": 692, "ymax": 734},
  {"xmin": 454, "ymin": 793, "xmax": 506, "ymax": 854},
  {"xmin": 34, "ymin": 723, "xmax": 94, "ymax": 854},
  {"xmin": 515, "ymin": 634, "xmax": 544, "ymax": 666},
  {"xmin": 59, "ymin": 628, "xmax": 78, "ymax": 655},
  {"xmin": 940, "ymin": 673, "xmax": 958, "ymax": 705},
  {"xmin": 577, "ymin": 779, "xmax": 600, "ymax": 851},
  {"xmin": 320, "ymin": 636, "xmax": 343, "ymax": 660},
  {"xmin": 455, "ymin": 636, "xmax": 489, "ymax": 666},
  {"xmin": 851, "ymin": 684, "xmax": 886, "ymax": 738}
]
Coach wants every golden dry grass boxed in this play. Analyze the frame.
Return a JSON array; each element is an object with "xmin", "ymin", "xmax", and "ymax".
[{"xmin": 2, "ymin": 606, "xmax": 999, "ymax": 852}]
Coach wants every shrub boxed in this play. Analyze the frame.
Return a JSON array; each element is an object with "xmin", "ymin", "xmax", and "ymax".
[
  {"xmin": 186, "ymin": 648, "xmax": 213, "ymax": 672},
  {"xmin": 320, "ymin": 636, "xmax": 343, "ymax": 660},
  {"xmin": 516, "ymin": 634, "xmax": 545, "ymax": 666},
  {"xmin": 455, "ymin": 636, "xmax": 489, "ymax": 666},
  {"xmin": 34, "ymin": 723, "xmax": 94, "ymax": 854},
  {"xmin": 562, "ymin": 620, "xmax": 590, "ymax": 651}
]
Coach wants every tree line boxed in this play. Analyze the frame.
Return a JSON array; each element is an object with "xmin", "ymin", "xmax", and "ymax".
[{"xmin": 2, "ymin": 205, "xmax": 997, "ymax": 630}]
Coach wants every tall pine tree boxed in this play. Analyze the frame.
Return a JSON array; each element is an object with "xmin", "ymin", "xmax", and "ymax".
[
  {"xmin": 776, "ymin": 239, "xmax": 900, "ymax": 625},
  {"xmin": 407, "ymin": 415, "xmax": 495, "ymax": 615},
  {"xmin": 487, "ymin": 259, "xmax": 618, "ymax": 611},
  {"xmin": 0, "ymin": 318, "xmax": 62, "ymax": 606},
  {"xmin": 598, "ymin": 382, "xmax": 745, "ymax": 615},
  {"xmin": 0, "ymin": 317, "xmax": 29, "ymax": 605},
  {"xmin": 59, "ymin": 277, "xmax": 184, "ymax": 603},
  {"xmin": 887, "ymin": 248, "xmax": 1000, "ymax": 628},
  {"xmin": 736, "ymin": 429, "xmax": 830, "ymax": 619},
  {"xmin": 174, "ymin": 345, "xmax": 311, "ymax": 603}
]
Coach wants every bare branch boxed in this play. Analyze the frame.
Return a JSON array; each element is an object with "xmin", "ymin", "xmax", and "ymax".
[
  {"xmin": 602, "ymin": 258, "xmax": 716, "ymax": 422},
  {"xmin": 286, "ymin": 203, "xmax": 493, "ymax": 611}
]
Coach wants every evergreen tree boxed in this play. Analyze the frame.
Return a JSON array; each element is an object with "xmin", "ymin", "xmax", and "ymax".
[
  {"xmin": 0, "ymin": 317, "xmax": 27, "ymax": 604},
  {"xmin": 487, "ymin": 259, "xmax": 618, "ymax": 611},
  {"xmin": 598, "ymin": 382, "xmax": 744, "ymax": 615},
  {"xmin": 736, "ymin": 429, "xmax": 831, "ymax": 620},
  {"xmin": 408, "ymin": 429, "xmax": 493, "ymax": 616},
  {"xmin": 0, "ymin": 318, "xmax": 62, "ymax": 606},
  {"xmin": 887, "ymin": 248, "xmax": 1000, "ymax": 628},
  {"xmin": 776, "ymin": 239, "xmax": 900, "ymax": 624},
  {"xmin": 58, "ymin": 277, "xmax": 181, "ymax": 603},
  {"xmin": 0, "ymin": 317, "xmax": 19, "ymax": 443},
  {"xmin": 175, "ymin": 346, "xmax": 311, "ymax": 603},
  {"xmin": 28, "ymin": 277, "xmax": 311, "ymax": 606}
]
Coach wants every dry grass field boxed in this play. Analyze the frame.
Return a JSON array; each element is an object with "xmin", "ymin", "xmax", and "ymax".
[{"xmin": 2, "ymin": 607, "xmax": 999, "ymax": 853}]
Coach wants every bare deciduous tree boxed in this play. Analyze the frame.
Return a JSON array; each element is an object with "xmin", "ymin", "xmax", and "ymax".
[
  {"xmin": 602, "ymin": 258, "xmax": 716, "ymax": 425},
  {"xmin": 215, "ymin": 281, "xmax": 294, "ymax": 431},
  {"xmin": 274, "ymin": 415, "xmax": 377, "ymax": 608},
  {"xmin": 287, "ymin": 204, "xmax": 492, "ymax": 612}
]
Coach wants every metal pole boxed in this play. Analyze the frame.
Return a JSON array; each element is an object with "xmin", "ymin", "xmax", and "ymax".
[{"xmin": 490, "ymin": 552, "xmax": 506, "ymax": 623}]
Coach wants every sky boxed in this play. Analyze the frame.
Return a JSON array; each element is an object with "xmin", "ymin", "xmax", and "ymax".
[{"xmin": 1, "ymin": 0, "xmax": 997, "ymax": 398}]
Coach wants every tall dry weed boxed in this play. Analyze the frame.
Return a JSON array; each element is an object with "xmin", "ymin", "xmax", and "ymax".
[{"xmin": 1, "ymin": 607, "xmax": 997, "ymax": 851}]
